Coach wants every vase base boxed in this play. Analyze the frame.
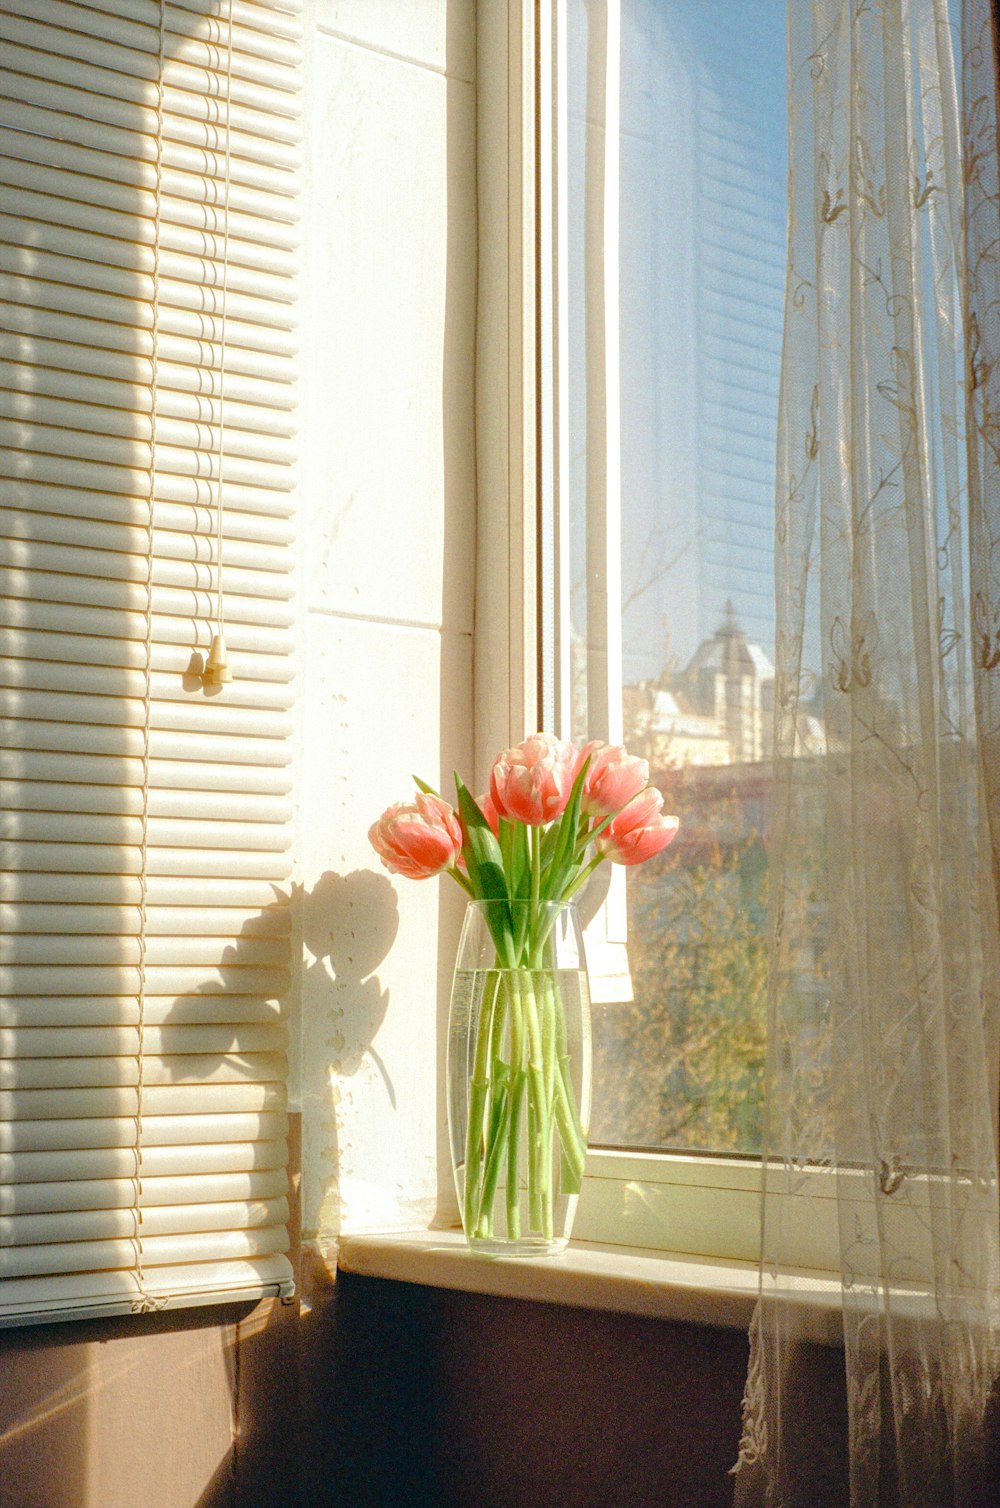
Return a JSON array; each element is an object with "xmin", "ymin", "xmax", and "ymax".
[{"xmin": 465, "ymin": 1234, "xmax": 570, "ymax": 1259}]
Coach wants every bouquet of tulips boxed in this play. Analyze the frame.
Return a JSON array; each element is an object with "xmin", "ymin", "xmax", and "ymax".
[{"xmin": 369, "ymin": 733, "xmax": 679, "ymax": 1246}]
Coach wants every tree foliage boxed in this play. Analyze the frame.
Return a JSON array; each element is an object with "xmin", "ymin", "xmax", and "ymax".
[{"xmin": 590, "ymin": 766, "xmax": 769, "ymax": 1153}]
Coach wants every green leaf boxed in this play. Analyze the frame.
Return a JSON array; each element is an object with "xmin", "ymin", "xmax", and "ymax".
[
  {"xmin": 510, "ymin": 819, "xmax": 531, "ymax": 899},
  {"xmin": 542, "ymin": 754, "xmax": 592, "ymax": 900},
  {"xmin": 499, "ymin": 816, "xmax": 530, "ymax": 902},
  {"xmin": 455, "ymin": 776, "xmax": 514, "ymax": 959},
  {"xmin": 539, "ymin": 821, "xmax": 562, "ymax": 871},
  {"xmin": 412, "ymin": 774, "xmax": 438, "ymax": 796}
]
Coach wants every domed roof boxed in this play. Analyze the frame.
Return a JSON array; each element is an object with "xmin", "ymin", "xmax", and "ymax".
[{"xmin": 684, "ymin": 601, "xmax": 774, "ymax": 681}]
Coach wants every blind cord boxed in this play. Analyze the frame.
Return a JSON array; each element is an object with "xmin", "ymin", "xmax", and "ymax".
[
  {"xmin": 129, "ymin": 0, "xmax": 169, "ymax": 1316},
  {"xmin": 204, "ymin": 0, "xmax": 237, "ymax": 688}
]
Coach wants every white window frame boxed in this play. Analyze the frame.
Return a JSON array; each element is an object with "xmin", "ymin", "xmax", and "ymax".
[{"xmin": 474, "ymin": 0, "xmax": 851, "ymax": 1272}]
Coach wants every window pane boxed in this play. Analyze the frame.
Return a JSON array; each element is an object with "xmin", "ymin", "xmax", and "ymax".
[{"xmin": 568, "ymin": 0, "xmax": 788, "ymax": 1153}]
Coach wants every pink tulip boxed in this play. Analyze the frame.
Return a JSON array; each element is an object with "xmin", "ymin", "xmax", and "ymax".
[
  {"xmin": 489, "ymin": 733, "xmax": 581, "ymax": 827},
  {"xmin": 475, "ymin": 790, "xmax": 501, "ymax": 837},
  {"xmin": 369, "ymin": 793, "xmax": 464, "ymax": 880},
  {"xmin": 595, "ymin": 787, "xmax": 679, "ymax": 866},
  {"xmin": 580, "ymin": 740, "xmax": 650, "ymax": 818}
]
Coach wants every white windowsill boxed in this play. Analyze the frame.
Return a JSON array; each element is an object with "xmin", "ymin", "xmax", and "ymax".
[{"xmin": 335, "ymin": 1228, "xmax": 845, "ymax": 1342}]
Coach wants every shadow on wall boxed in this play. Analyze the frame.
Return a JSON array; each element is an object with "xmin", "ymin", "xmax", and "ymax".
[
  {"xmin": 159, "ymin": 868, "xmax": 399, "ymax": 1248},
  {"xmin": 296, "ymin": 869, "xmax": 399, "ymax": 1242}
]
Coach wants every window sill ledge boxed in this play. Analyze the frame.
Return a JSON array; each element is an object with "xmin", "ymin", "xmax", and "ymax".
[{"xmin": 335, "ymin": 1229, "xmax": 844, "ymax": 1341}]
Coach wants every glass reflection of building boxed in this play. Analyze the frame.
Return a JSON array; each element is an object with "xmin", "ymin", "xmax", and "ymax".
[{"xmin": 618, "ymin": 0, "xmax": 787, "ymax": 686}]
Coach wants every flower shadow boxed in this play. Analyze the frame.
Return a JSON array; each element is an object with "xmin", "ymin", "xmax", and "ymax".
[
  {"xmin": 297, "ymin": 869, "xmax": 400, "ymax": 1242},
  {"xmin": 158, "ymin": 870, "xmax": 399, "ymax": 1246}
]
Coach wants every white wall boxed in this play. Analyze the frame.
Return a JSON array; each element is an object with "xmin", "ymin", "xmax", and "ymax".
[{"xmin": 294, "ymin": 0, "xmax": 477, "ymax": 1245}]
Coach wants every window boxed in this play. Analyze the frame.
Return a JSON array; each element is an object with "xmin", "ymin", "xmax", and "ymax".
[
  {"xmin": 566, "ymin": 0, "xmax": 787, "ymax": 1162},
  {"xmin": 515, "ymin": 0, "xmax": 814, "ymax": 1261},
  {"xmin": 0, "ymin": 0, "xmax": 300, "ymax": 1324}
]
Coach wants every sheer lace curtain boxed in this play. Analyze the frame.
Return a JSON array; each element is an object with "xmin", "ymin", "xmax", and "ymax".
[{"xmin": 734, "ymin": 1, "xmax": 1000, "ymax": 1503}]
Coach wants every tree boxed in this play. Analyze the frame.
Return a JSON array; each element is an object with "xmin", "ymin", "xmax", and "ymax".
[{"xmin": 590, "ymin": 765, "xmax": 769, "ymax": 1153}]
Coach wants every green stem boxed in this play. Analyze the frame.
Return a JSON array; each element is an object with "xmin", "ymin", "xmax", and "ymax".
[
  {"xmin": 530, "ymin": 826, "xmax": 541, "ymax": 914},
  {"xmin": 463, "ymin": 970, "xmax": 504, "ymax": 1238},
  {"xmin": 505, "ymin": 973, "xmax": 526, "ymax": 1237},
  {"xmin": 527, "ymin": 1092, "xmax": 542, "ymax": 1228},
  {"xmin": 506, "ymin": 1070, "xmax": 525, "ymax": 1238},
  {"xmin": 449, "ymin": 864, "xmax": 477, "ymax": 898},
  {"xmin": 464, "ymin": 1078, "xmax": 489, "ymax": 1237},
  {"xmin": 478, "ymin": 1077, "xmax": 512, "ymax": 1235},
  {"xmin": 466, "ymin": 934, "xmax": 589, "ymax": 1242},
  {"xmin": 511, "ymin": 968, "xmax": 550, "ymax": 1234},
  {"xmin": 553, "ymin": 1055, "xmax": 587, "ymax": 1191},
  {"xmin": 559, "ymin": 853, "xmax": 605, "ymax": 904}
]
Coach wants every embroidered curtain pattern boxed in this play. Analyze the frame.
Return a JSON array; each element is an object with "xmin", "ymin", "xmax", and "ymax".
[{"xmin": 735, "ymin": 1, "xmax": 1000, "ymax": 1502}]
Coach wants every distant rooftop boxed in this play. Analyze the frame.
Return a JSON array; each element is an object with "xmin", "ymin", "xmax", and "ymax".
[{"xmin": 684, "ymin": 601, "xmax": 775, "ymax": 682}]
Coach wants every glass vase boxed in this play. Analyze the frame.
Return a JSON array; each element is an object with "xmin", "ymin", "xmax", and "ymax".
[{"xmin": 448, "ymin": 898, "xmax": 592, "ymax": 1256}]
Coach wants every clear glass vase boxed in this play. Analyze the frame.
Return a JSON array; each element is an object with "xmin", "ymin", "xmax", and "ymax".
[{"xmin": 448, "ymin": 898, "xmax": 592, "ymax": 1256}]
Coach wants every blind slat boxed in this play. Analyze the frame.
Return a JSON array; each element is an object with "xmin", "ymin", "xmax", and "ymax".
[
  {"xmin": 57, "ymin": 0, "xmax": 303, "ymax": 63},
  {"xmin": 0, "ymin": 574, "xmax": 296, "ymax": 627},
  {"xmin": 0, "ymin": 872, "xmax": 291, "ymax": 911},
  {"xmin": 0, "ymin": 1254, "xmax": 295, "ymax": 1324},
  {"xmin": 1, "ymin": 726, "xmax": 293, "ymax": 770},
  {"xmin": 0, "ymin": 211, "xmax": 298, "ymax": 286},
  {"xmin": 0, "ymin": 1053, "xmax": 288, "ymax": 1090},
  {"xmin": 0, "ymin": 1112, "xmax": 288, "ymax": 1155},
  {"xmin": 0, "ymin": 1055, "xmax": 289, "ymax": 1091},
  {"xmin": 0, "ymin": 333, "xmax": 296, "ymax": 410},
  {"xmin": 0, "ymin": 1226, "xmax": 289, "ymax": 1280},
  {"xmin": 1, "ymin": 1195, "xmax": 290, "ymax": 1247},
  {"xmin": 0, "ymin": 538, "xmax": 294, "ymax": 600},
  {"xmin": 0, "ymin": 520, "xmax": 295, "ymax": 576},
  {"xmin": 0, "ymin": 14, "xmax": 300, "ymax": 106},
  {"xmin": 0, "ymin": 846, "xmax": 291, "ymax": 879},
  {"xmin": 0, "ymin": 931, "xmax": 290, "ymax": 967},
  {"xmin": 0, "ymin": 996, "xmax": 285, "ymax": 1029},
  {"xmin": 0, "ymin": 179, "xmax": 300, "ymax": 261},
  {"xmin": 0, "ymin": 785, "xmax": 292, "ymax": 824},
  {"xmin": 0, "ymin": 360, "xmax": 297, "ymax": 435},
  {"xmin": 0, "ymin": 245, "xmax": 296, "ymax": 327},
  {"xmin": 8, "ymin": 0, "xmax": 304, "ymax": 65},
  {"xmin": 0, "ymin": 1082, "xmax": 286, "ymax": 1122},
  {"xmin": 0, "ymin": 47, "xmax": 302, "ymax": 139},
  {"xmin": 0, "ymin": 751, "xmax": 293, "ymax": 795},
  {"xmin": 0, "ymin": 133, "xmax": 298, "ymax": 227},
  {"xmin": 0, "ymin": 691, "xmax": 295, "ymax": 742},
  {"xmin": 0, "ymin": 1027, "xmax": 286, "ymax": 1060},
  {"xmin": 0, "ymin": 1167, "xmax": 288, "ymax": 1216},
  {"xmin": 0, "ymin": 1139, "xmax": 288, "ymax": 1186},
  {"xmin": 0, "ymin": 395, "xmax": 295, "ymax": 467},
  {"xmin": 0, "ymin": 77, "xmax": 302, "ymax": 168},
  {"xmin": 0, "ymin": 121, "xmax": 297, "ymax": 209}
]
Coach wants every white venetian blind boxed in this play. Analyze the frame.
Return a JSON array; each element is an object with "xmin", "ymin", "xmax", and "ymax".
[{"xmin": 0, "ymin": 0, "xmax": 300, "ymax": 1324}]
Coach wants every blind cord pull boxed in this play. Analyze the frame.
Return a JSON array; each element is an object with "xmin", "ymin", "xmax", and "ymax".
[{"xmin": 203, "ymin": 0, "xmax": 237, "ymax": 690}]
